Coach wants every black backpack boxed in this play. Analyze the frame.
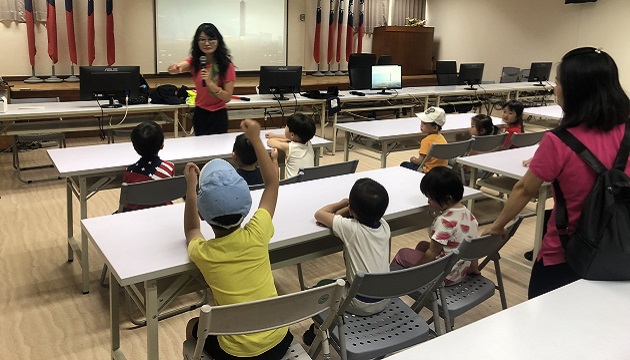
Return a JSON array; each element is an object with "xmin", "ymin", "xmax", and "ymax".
[
  {"xmin": 553, "ymin": 123, "xmax": 630, "ymax": 280},
  {"xmin": 150, "ymin": 84, "xmax": 184, "ymax": 105}
]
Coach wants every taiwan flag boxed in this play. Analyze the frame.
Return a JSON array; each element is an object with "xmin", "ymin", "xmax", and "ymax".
[
  {"xmin": 106, "ymin": 0, "xmax": 115, "ymax": 65},
  {"xmin": 65, "ymin": 0, "xmax": 77, "ymax": 65},
  {"xmin": 88, "ymin": 0, "xmax": 95, "ymax": 65},
  {"xmin": 47, "ymin": 0, "xmax": 58, "ymax": 63},
  {"xmin": 313, "ymin": 0, "xmax": 322, "ymax": 64},
  {"xmin": 25, "ymin": 0, "xmax": 36, "ymax": 66}
]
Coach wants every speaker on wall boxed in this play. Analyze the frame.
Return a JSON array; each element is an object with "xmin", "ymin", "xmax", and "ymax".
[{"xmin": 565, "ymin": 0, "xmax": 596, "ymax": 3}]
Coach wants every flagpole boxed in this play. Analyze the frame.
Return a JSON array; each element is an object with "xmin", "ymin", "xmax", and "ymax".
[
  {"xmin": 24, "ymin": 0, "xmax": 42, "ymax": 83},
  {"xmin": 25, "ymin": 66, "xmax": 43, "ymax": 84},
  {"xmin": 64, "ymin": 0, "xmax": 79, "ymax": 82},
  {"xmin": 325, "ymin": 0, "xmax": 335, "ymax": 76},
  {"xmin": 45, "ymin": 0, "xmax": 62, "ymax": 83},
  {"xmin": 334, "ymin": 0, "xmax": 346, "ymax": 76},
  {"xmin": 312, "ymin": 0, "xmax": 324, "ymax": 76},
  {"xmin": 65, "ymin": 64, "xmax": 79, "ymax": 82}
]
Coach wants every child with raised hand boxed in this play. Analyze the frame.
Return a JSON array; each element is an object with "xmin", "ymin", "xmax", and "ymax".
[
  {"xmin": 265, "ymin": 112, "xmax": 316, "ymax": 178},
  {"xmin": 122, "ymin": 120, "xmax": 175, "ymax": 211},
  {"xmin": 501, "ymin": 100, "xmax": 525, "ymax": 147},
  {"xmin": 391, "ymin": 166, "xmax": 479, "ymax": 286},
  {"xmin": 183, "ymin": 119, "xmax": 292, "ymax": 360},
  {"xmin": 400, "ymin": 106, "xmax": 448, "ymax": 172}
]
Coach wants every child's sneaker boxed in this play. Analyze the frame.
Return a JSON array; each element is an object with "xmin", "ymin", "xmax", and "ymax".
[{"xmin": 302, "ymin": 324, "xmax": 316, "ymax": 346}]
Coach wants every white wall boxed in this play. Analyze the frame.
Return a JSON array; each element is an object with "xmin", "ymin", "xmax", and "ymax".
[{"xmin": 426, "ymin": 0, "xmax": 630, "ymax": 89}]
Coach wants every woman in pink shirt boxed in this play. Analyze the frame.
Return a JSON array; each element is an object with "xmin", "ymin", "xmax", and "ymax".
[
  {"xmin": 168, "ymin": 23, "xmax": 236, "ymax": 135},
  {"xmin": 486, "ymin": 47, "xmax": 630, "ymax": 299}
]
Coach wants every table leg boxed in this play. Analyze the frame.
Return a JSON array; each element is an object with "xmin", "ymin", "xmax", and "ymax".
[
  {"xmin": 314, "ymin": 148, "xmax": 320, "ymax": 166},
  {"xmin": 380, "ymin": 142, "xmax": 387, "ymax": 168},
  {"xmin": 532, "ymin": 186, "xmax": 548, "ymax": 259},
  {"xmin": 173, "ymin": 110, "xmax": 179, "ymax": 138},
  {"xmin": 467, "ymin": 168, "xmax": 478, "ymax": 212},
  {"xmin": 145, "ymin": 279, "xmax": 159, "ymax": 360},
  {"xmin": 436, "ymin": 95, "xmax": 442, "ymax": 107},
  {"xmin": 343, "ymin": 130, "xmax": 350, "ymax": 162},
  {"xmin": 320, "ymin": 103, "xmax": 326, "ymax": 140},
  {"xmin": 110, "ymin": 273, "xmax": 125, "ymax": 360},
  {"xmin": 80, "ymin": 177, "xmax": 90, "ymax": 294},
  {"xmin": 332, "ymin": 113, "xmax": 338, "ymax": 156},
  {"xmin": 66, "ymin": 178, "xmax": 74, "ymax": 262}
]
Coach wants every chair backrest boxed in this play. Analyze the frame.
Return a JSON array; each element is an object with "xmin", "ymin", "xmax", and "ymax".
[
  {"xmin": 377, "ymin": 55, "xmax": 393, "ymax": 65},
  {"xmin": 470, "ymin": 133, "xmax": 508, "ymax": 152},
  {"xmin": 10, "ymin": 97, "xmax": 60, "ymax": 104},
  {"xmin": 500, "ymin": 67, "xmax": 521, "ymax": 83},
  {"xmin": 520, "ymin": 69, "xmax": 530, "ymax": 82},
  {"xmin": 118, "ymin": 175, "xmax": 187, "ymax": 212},
  {"xmin": 436, "ymin": 74, "xmax": 458, "ymax": 86},
  {"xmin": 478, "ymin": 215, "xmax": 525, "ymax": 271},
  {"xmin": 436, "ymin": 61, "xmax": 458, "ymax": 86},
  {"xmin": 507, "ymin": 131, "xmax": 546, "ymax": 148},
  {"xmin": 341, "ymin": 253, "xmax": 459, "ymax": 312},
  {"xmin": 191, "ymin": 279, "xmax": 346, "ymax": 359},
  {"xmin": 299, "ymin": 159, "xmax": 359, "ymax": 182},
  {"xmin": 419, "ymin": 139, "xmax": 474, "ymax": 171},
  {"xmin": 248, "ymin": 173, "xmax": 303, "ymax": 191}
]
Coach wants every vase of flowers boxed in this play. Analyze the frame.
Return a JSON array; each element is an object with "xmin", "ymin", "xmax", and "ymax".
[{"xmin": 405, "ymin": 17, "xmax": 426, "ymax": 27}]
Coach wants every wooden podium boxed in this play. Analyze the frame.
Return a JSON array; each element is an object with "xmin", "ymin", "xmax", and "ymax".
[{"xmin": 372, "ymin": 26, "xmax": 434, "ymax": 75}]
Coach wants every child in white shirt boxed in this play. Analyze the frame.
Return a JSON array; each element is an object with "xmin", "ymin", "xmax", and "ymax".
[{"xmin": 266, "ymin": 113, "xmax": 315, "ymax": 178}]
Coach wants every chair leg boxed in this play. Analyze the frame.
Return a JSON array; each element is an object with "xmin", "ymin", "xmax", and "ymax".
[
  {"xmin": 430, "ymin": 291, "xmax": 442, "ymax": 336},
  {"xmin": 296, "ymin": 263, "xmax": 306, "ymax": 290},
  {"xmin": 495, "ymin": 259, "xmax": 508, "ymax": 310},
  {"xmin": 438, "ymin": 286, "xmax": 453, "ymax": 333},
  {"xmin": 100, "ymin": 264, "xmax": 110, "ymax": 288}
]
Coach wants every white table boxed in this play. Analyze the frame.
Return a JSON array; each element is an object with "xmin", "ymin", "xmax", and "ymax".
[
  {"xmin": 336, "ymin": 113, "xmax": 503, "ymax": 168},
  {"xmin": 82, "ymin": 167, "xmax": 482, "ymax": 360},
  {"xmin": 0, "ymin": 100, "xmax": 186, "ymax": 137},
  {"xmin": 48, "ymin": 130, "xmax": 332, "ymax": 293},
  {"xmin": 456, "ymin": 146, "xmax": 548, "ymax": 259},
  {"xmin": 386, "ymin": 279, "xmax": 630, "ymax": 359},
  {"xmin": 524, "ymin": 104, "xmax": 563, "ymax": 123}
]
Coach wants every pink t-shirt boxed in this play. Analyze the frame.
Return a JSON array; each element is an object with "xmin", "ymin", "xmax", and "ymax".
[
  {"xmin": 529, "ymin": 122, "xmax": 630, "ymax": 265},
  {"xmin": 186, "ymin": 57, "xmax": 236, "ymax": 112}
]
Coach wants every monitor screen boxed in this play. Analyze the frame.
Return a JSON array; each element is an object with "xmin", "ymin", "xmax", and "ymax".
[
  {"xmin": 371, "ymin": 65, "xmax": 402, "ymax": 94},
  {"xmin": 258, "ymin": 66, "xmax": 302, "ymax": 100},
  {"xmin": 80, "ymin": 66, "xmax": 141, "ymax": 108},
  {"xmin": 528, "ymin": 62, "xmax": 553, "ymax": 85},
  {"xmin": 457, "ymin": 63, "xmax": 485, "ymax": 90}
]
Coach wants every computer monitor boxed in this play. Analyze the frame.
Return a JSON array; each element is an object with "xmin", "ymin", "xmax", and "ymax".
[
  {"xmin": 79, "ymin": 66, "xmax": 141, "ymax": 108},
  {"xmin": 528, "ymin": 62, "xmax": 553, "ymax": 86},
  {"xmin": 371, "ymin": 65, "xmax": 402, "ymax": 95},
  {"xmin": 457, "ymin": 63, "xmax": 485, "ymax": 90},
  {"xmin": 258, "ymin": 66, "xmax": 302, "ymax": 100}
]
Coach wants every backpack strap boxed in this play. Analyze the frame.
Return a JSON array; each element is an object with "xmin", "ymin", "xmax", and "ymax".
[
  {"xmin": 551, "ymin": 128, "xmax": 607, "ymax": 175},
  {"xmin": 613, "ymin": 122, "xmax": 630, "ymax": 171}
]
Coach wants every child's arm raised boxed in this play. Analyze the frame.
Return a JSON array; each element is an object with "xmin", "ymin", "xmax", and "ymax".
[
  {"xmin": 315, "ymin": 198, "xmax": 349, "ymax": 228},
  {"xmin": 183, "ymin": 162, "xmax": 203, "ymax": 244},
  {"xmin": 266, "ymin": 138, "xmax": 290, "ymax": 154},
  {"xmin": 242, "ymin": 119, "xmax": 279, "ymax": 217}
]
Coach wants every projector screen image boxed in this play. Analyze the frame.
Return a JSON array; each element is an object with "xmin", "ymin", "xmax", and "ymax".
[
  {"xmin": 155, "ymin": 0, "xmax": 287, "ymax": 73},
  {"xmin": 371, "ymin": 65, "xmax": 402, "ymax": 90}
]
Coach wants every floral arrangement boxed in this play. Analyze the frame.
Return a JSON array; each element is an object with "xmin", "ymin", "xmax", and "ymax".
[{"xmin": 405, "ymin": 17, "xmax": 426, "ymax": 27}]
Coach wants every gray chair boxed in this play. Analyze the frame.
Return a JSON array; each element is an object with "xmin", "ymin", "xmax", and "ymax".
[
  {"xmin": 470, "ymin": 133, "xmax": 508, "ymax": 153},
  {"xmin": 500, "ymin": 67, "xmax": 521, "ymax": 83},
  {"xmin": 183, "ymin": 279, "xmax": 346, "ymax": 360},
  {"xmin": 10, "ymin": 97, "xmax": 65, "ymax": 183},
  {"xmin": 348, "ymin": 53, "xmax": 376, "ymax": 90},
  {"xmin": 412, "ymin": 216, "xmax": 524, "ymax": 332},
  {"xmin": 299, "ymin": 159, "xmax": 359, "ymax": 182},
  {"xmin": 418, "ymin": 139, "xmax": 474, "ymax": 181},
  {"xmin": 436, "ymin": 60, "xmax": 458, "ymax": 86},
  {"xmin": 309, "ymin": 253, "xmax": 459, "ymax": 360},
  {"xmin": 377, "ymin": 55, "xmax": 393, "ymax": 65},
  {"xmin": 248, "ymin": 173, "xmax": 303, "ymax": 191},
  {"xmin": 520, "ymin": 69, "xmax": 530, "ymax": 82},
  {"xmin": 506, "ymin": 131, "xmax": 547, "ymax": 148}
]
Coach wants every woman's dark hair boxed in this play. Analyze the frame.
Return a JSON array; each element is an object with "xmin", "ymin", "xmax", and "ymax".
[
  {"xmin": 349, "ymin": 178, "xmax": 389, "ymax": 226},
  {"xmin": 419, "ymin": 166, "xmax": 464, "ymax": 208},
  {"xmin": 558, "ymin": 47, "xmax": 630, "ymax": 131},
  {"xmin": 190, "ymin": 23, "xmax": 232, "ymax": 78},
  {"xmin": 130, "ymin": 121, "xmax": 164, "ymax": 158},
  {"xmin": 502, "ymin": 100, "xmax": 525, "ymax": 132},
  {"xmin": 471, "ymin": 114, "xmax": 499, "ymax": 136}
]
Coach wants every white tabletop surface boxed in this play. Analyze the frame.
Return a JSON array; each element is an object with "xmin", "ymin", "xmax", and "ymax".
[
  {"xmin": 524, "ymin": 104, "xmax": 563, "ymax": 120},
  {"xmin": 225, "ymin": 94, "xmax": 325, "ymax": 109},
  {"xmin": 335, "ymin": 114, "xmax": 503, "ymax": 140},
  {"xmin": 82, "ymin": 167, "xmax": 481, "ymax": 286},
  {"xmin": 0, "ymin": 100, "xmax": 185, "ymax": 120},
  {"xmin": 386, "ymin": 279, "xmax": 630, "ymax": 359},
  {"xmin": 48, "ymin": 130, "xmax": 331, "ymax": 177},
  {"xmin": 456, "ymin": 145, "xmax": 539, "ymax": 179}
]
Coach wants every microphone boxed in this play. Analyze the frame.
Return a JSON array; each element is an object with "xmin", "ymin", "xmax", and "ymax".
[{"xmin": 200, "ymin": 55, "xmax": 207, "ymax": 87}]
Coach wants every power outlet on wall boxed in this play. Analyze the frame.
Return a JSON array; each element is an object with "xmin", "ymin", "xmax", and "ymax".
[{"xmin": 300, "ymin": 14, "xmax": 305, "ymax": 21}]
